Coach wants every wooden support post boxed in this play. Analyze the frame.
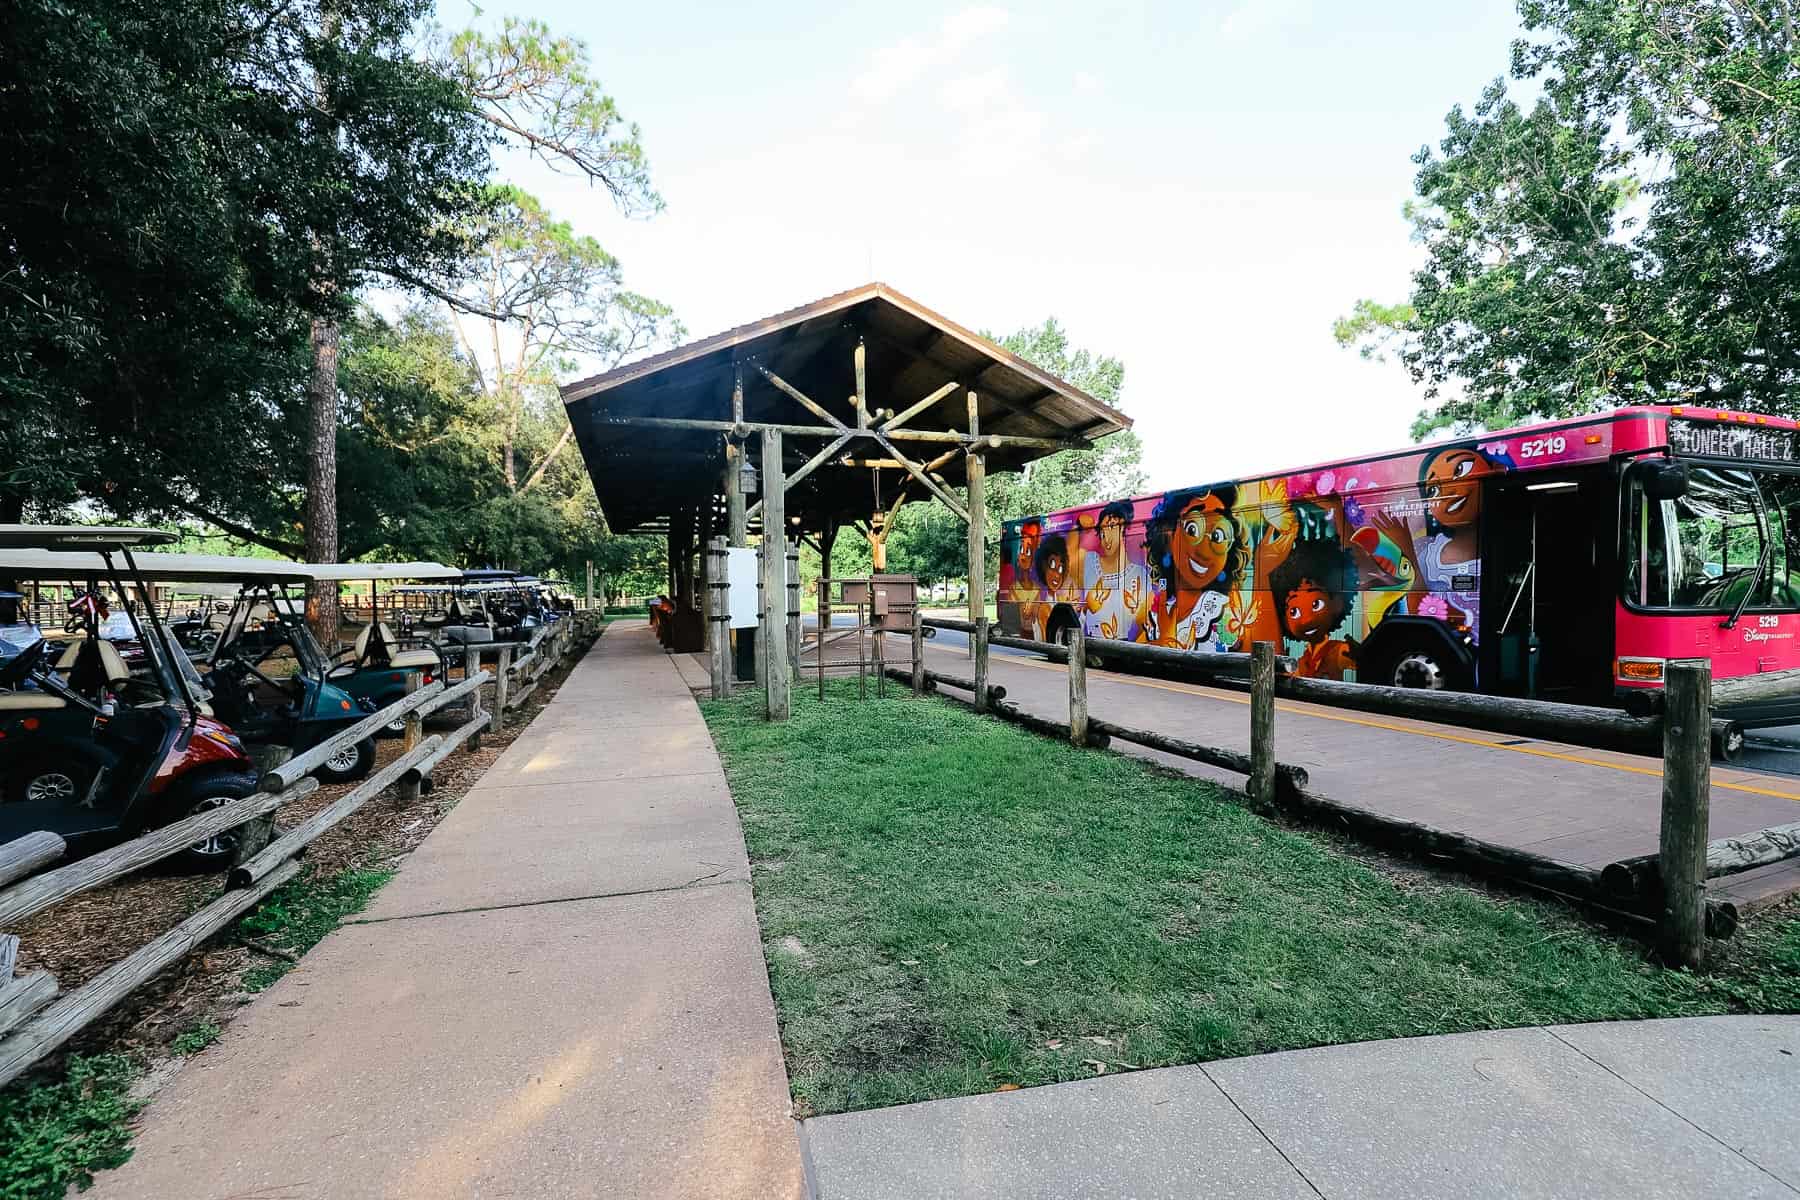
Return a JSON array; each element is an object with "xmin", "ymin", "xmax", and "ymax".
[
  {"xmin": 586, "ymin": 559, "xmax": 595, "ymax": 610},
  {"xmin": 490, "ymin": 646, "xmax": 511, "ymax": 734},
  {"xmin": 786, "ymin": 539, "xmax": 801, "ymax": 682},
  {"xmin": 725, "ymin": 445, "xmax": 747, "ymax": 546},
  {"xmin": 709, "ymin": 537, "xmax": 730, "ymax": 699},
  {"xmin": 854, "ymin": 340, "xmax": 868, "ymax": 428},
  {"xmin": 965, "ymin": 390, "xmax": 985, "ymax": 660},
  {"xmin": 1660, "ymin": 659, "xmax": 1711, "ymax": 967},
  {"xmin": 1250, "ymin": 641, "xmax": 1277, "ymax": 808},
  {"xmin": 819, "ymin": 523, "xmax": 837, "ymax": 631},
  {"xmin": 760, "ymin": 430, "xmax": 790, "ymax": 720},
  {"xmin": 817, "ymin": 579, "xmax": 829, "ymax": 700},
  {"xmin": 911, "ymin": 600, "xmax": 924, "ymax": 696},
  {"xmin": 397, "ymin": 673, "xmax": 423, "ymax": 806},
  {"xmin": 974, "ymin": 617, "xmax": 991, "ymax": 714},
  {"xmin": 1067, "ymin": 620, "xmax": 1088, "ymax": 746}
]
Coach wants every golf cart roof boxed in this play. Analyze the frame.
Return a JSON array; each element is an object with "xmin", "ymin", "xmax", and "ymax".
[
  {"xmin": 0, "ymin": 549, "xmax": 315, "ymax": 584},
  {"xmin": 305, "ymin": 561, "xmax": 462, "ymax": 583},
  {"xmin": 459, "ymin": 568, "xmax": 522, "ymax": 582},
  {"xmin": 0, "ymin": 525, "xmax": 177, "ymax": 551}
]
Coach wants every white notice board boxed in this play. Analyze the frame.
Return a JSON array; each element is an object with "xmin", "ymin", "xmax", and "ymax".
[{"xmin": 726, "ymin": 547, "xmax": 760, "ymax": 629}]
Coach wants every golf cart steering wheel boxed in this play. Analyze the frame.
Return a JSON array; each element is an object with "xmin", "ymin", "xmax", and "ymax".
[
  {"xmin": 0, "ymin": 639, "xmax": 48, "ymax": 689},
  {"xmin": 216, "ymin": 655, "xmax": 293, "ymax": 696}
]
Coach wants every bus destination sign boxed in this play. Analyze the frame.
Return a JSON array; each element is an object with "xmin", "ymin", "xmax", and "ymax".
[{"xmin": 1667, "ymin": 417, "xmax": 1800, "ymax": 464}]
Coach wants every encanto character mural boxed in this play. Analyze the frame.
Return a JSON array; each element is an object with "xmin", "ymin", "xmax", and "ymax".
[{"xmin": 996, "ymin": 436, "xmax": 1516, "ymax": 680}]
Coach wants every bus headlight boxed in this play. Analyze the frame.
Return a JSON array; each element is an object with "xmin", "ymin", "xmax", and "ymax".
[{"xmin": 1616, "ymin": 657, "xmax": 1665, "ymax": 683}]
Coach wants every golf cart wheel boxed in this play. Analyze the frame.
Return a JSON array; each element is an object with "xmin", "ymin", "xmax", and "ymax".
[
  {"xmin": 164, "ymin": 770, "xmax": 260, "ymax": 873},
  {"xmin": 314, "ymin": 736, "xmax": 376, "ymax": 784},
  {"xmin": 381, "ymin": 713, "xmax": 408, "ymax": 737},
  {"xmin": 6, "ymin": 757, "xmax": 102, "ymax": 808}
]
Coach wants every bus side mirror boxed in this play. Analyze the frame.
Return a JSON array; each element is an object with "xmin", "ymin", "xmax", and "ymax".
[{"xmin": 1642, "ymin": 461, "xmax": 1690, "ymax": 501}]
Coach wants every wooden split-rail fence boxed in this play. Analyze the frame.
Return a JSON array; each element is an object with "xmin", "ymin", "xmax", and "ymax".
[
  {"xmin": 0, "ymin": 611, "xmax": 604, "ymax": 1089},
  {"xmin": 903, "ymin": 617, "xmax": 1798, "ymax": 969}
]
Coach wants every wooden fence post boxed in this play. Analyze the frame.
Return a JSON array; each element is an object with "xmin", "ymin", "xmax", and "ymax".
[
  {"xmin": 786, "ymin": 539, "xmax": 801, "ymax": 684},
  {"xmin": 1250, "ymin": 641, "xmax": 1276, "ymax": 807},
  {"xmin": 974, "ymin": 617, "xmax": 990, "ymax": 714},
  {"xmin": 397, "ymin": 673, "xmax": 423, "ymax": 806},
  {"xmin": 233, "ymin": 744, "xmax": 290, "ymax": 864},
  {"xmin": 1660, "ymin": 659, "xmax": 1711, "ymax": 968},
  {"xmin": 1067, "ymin": 621, "xmax": 1088, "ymax": 746},
  {"xmin": 491, "ymin": 645, "xmax": 511, "ymax": 734},
  {"xmin": 911, "ymin": 600, "xmax": 924, "ymax": 697}
]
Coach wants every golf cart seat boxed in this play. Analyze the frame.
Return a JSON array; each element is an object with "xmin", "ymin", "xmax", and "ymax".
[
  {"xmin": 55, "ymin": 637, "xmax": 133, "ymax": 697},
  {"xmin": 353, "ymin": 623, "xmax": 437, "ymax": 670},
  {"xmin": 0, "ymin": 692, "xmax": 66, "ymax": 710}
]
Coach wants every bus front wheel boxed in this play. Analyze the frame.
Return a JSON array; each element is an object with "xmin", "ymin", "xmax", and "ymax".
[{"xmin": 1388, "ymin": 650, "xmax": 1450, "ymax": 690}]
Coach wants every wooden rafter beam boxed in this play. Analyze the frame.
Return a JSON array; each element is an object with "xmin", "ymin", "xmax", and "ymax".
[
  {"xmin": 747, "ymin": 431, "xmax": 854, "ymax": 522},
  {"xmin": 595, "ymin": 415, "xmax": 1068, "ymax": 449},
  {"xmin": 754, "ymin": 365, "xmax": 849, "ymax": 432},
  {"xmin": 882, "ymin": 380, "xmax": 960, "ymax": 433},
  {"xmin": 873, "ymin": 430, "xmax": 969, "ymax": 522}
]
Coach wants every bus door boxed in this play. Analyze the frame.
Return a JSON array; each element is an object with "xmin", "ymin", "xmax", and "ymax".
[{"xmin": 1482, "ymin": 469, "xmax": 1615, "ymax": 701}]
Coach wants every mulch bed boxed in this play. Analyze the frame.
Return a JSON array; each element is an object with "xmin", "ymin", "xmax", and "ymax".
[{"xmin": 8, "ymin": 637, "xmax": 594, "ymax": 1070}]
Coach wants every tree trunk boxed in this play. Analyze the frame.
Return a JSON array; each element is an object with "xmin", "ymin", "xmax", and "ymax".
[{"xmin": 304, "ymin": 313, "xmax": 341, "ymax": 649}]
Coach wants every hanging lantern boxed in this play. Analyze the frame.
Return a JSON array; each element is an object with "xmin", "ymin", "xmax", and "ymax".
[{"xmin": 738, "ymin": 457, "xmax": 759, "ymax": 496}]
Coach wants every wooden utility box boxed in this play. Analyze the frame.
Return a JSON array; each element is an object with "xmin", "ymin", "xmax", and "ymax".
[{"xmin": 869, "ymin": 574, "xmax": 918, "ymax": 632}]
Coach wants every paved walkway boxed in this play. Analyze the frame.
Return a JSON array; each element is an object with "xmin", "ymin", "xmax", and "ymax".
[
  {"xmin": 804, "ymin": 1015, "xmax": 1800, "ymax": 1199},
  {"xmin": 98, "ymin": 621, "xmax": 805, "ymax": 1200}
]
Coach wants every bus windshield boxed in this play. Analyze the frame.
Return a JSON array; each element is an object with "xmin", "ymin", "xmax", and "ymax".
[{"xmin": 1625, "ymin": 465, "xmax": 1800, "ymax": 611}]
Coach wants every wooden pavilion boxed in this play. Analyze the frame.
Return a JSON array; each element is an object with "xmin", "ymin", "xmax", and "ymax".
[{"xmin": 558, "ymin": 282, "xmax": 1131, "ymax": 661}]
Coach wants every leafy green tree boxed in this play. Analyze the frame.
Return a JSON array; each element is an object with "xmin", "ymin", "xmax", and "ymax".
[
  {"xmin": 444, "ymin": 186, "xmax": 679, "ymax": 495},
  {"xmin": 1, "ymin": 0, "xmax": 322, "ymax": 525},
  {"xmin": 1338, "ymin": 0, "xmax": 1800, "ymax": 436},
  {"xmin": 881, "ymin": 318, "xmax": 1141, "ymax": 589}
]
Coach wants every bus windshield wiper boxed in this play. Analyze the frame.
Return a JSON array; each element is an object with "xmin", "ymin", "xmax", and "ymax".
[{"xmin": 1723, "ymin": 481, "xmax": 1773, "ymax": 630}]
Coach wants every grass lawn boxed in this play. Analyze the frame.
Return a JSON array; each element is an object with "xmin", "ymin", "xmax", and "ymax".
[{"xmin": 702, "ymin": 683, "xmax": 1799, "ymax": 1117}]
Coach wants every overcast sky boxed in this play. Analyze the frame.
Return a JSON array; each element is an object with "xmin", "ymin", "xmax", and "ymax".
[{"xmin": 482, "ymin": 0, "xmax": 1527, "ymax": 491}]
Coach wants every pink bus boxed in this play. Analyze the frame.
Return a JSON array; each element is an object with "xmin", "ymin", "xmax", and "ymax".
[{"xmin": 998, "ymin": 406, "xmax": 1800, "ymax": 731}]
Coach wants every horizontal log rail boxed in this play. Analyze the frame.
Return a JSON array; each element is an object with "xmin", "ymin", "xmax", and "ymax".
[
  {"xmin": 262, "ymin": 681, "xmax": 446, "ymax": 792},
  {"xmin": 918, "ymin": 619, "xmax": 1737, "ymax": 758},
  {"xmin": 0, "ymin": 615, "xmax": 603, "ymax": 1091},
  {"xmin": 407, "ymin": 710, "xmax": 491, "ymax": 785},
  {"xmin": 231, "ymin": 734, "xmax": 445, "ymax": 888},
  {"xmin": 0, "ymin": 858, "xmax": 303, "ymax": 1089},
  {"xmin": 0, "ymin": 778, "xmax": 319, "ymax": 928},
  {"xmin": 0, "ymin": 833, "xmax": 66, "ymax": 891},
  {"xmin": 1603, "ymin": 817, "xmax": 1800, "ymax": 902},
  {"xmin": 1086, "ymin": 717, "xmax": 1310, "ymax": 799},
  {"xmin": 1710, "ymin": 666, "xmax": 1800, "ymax": 709},
  {"xmin": 881, "ymin": 664, "xmax": 1007, "ymax": 702}
]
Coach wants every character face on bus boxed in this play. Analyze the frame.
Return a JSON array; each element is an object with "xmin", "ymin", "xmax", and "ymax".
[
  {"xmin": 1270, "ymin": 539, "xmax": 1357, "ymax": 644},
  {"xmin": 1420, "ymin": 447, "xmax": 1487, "ymax": 532},
  {"xmin": 1034, "ymin": 537, "xmax": 1069, "ymax": 596},
  {"xmin": 1097, "ymin": 500, "xmax": 1132, "ymax": 560},
  {"xmin": 1015, "ymin": 519, "xmax": 1043, "ymax": 578},
  {"xmin": 1147, "ymin": 484, "xmax": 1243, "ymax": 595}
]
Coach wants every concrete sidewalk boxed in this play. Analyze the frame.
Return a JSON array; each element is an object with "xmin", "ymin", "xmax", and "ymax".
[
  {"xmin": 805, "ymin": 1015, "xmax": 1800, "ymax": 1199},
  {"xmin": 97, "ymin": 621, "xmax": 805, "ymax": 1200}
]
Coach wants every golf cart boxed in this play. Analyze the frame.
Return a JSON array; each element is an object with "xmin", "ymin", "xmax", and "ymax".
[
  {"xmin": 185, "ymin": 558, "xmax": 383, "ymax": 782},
  {"xmin": 306, "ymin": 561, "xmax": 461, "ymax": 731},
  {"xmin": 0, "ymin": 527, "xmax": 259, "ymax": 869}
]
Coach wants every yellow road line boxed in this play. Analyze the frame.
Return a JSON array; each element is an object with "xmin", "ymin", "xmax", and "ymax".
[{"xmin": 929, "ymin": 640, "xmax": 1800, "ymax": 802}]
